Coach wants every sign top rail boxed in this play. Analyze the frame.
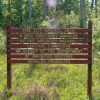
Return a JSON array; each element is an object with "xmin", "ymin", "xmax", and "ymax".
[{"xmin": 10, "ymin": 28, "xmax": 91, "ymax": 33}]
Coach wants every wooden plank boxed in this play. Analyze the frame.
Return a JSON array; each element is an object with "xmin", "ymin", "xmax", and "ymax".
[
  {"xmin": 8, "ymin": 44, "xmax": 90, "ymax": 49},
  {"xmin": 8, "ymin": 54, "xmax": 89, "ymax": 59},
  {"xmin": 9, "ymin": 59, "xmax": 90, "ymax": 64},
  {"xmin": 8, "ymin": 34, "xmax": 89, "ymax": 39},
  {"xmin": 8, "ymin": 39, "xmax": 89, "ymax": 43},
  {"xmin": 8, "ymin": 48, "xmax": 89, "ymax": 54},
  {"xmin": 7, "ymin": 22, "xmax": 12, "ymax": 93},
  {"xmin": 11, "ymin": 28, "xmax": 91, "ymax": 33},
  {"xmin": 87, "ymin": 20, "xmax": 92, "ymax": 97}
]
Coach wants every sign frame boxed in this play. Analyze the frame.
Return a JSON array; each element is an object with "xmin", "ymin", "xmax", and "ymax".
[{"xmin": 6, "ymin": 20, "xmax": 92, "ymax": 97}]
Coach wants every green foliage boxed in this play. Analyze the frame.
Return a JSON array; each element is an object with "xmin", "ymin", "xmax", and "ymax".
[
  {"xmin": 0, "ymin": 0, "xmax": 92, "ymax": 28},
  {"xmin": 90, "ymin": 15, "xmax": 100, "ymax": 58},
  {"xmin": 0, "ymin": 56, "xmax": 100, "ymax": 99},
  {"xmin": 57, "ymin": 0, "xmax": 80, "ymax": 14},
  {"xmin": 41, "ymin": 11, "xmax": 80, "ymax": 28},
  {"xmin": 0, "ymin": 29, "xmax": 6, "ymax": 54},
  {"xmin": 57, "ymin": 11, "xmax": 80, "ymax": 28},
  {"xmin": 32, "ymin": 0, "xmax": 43, "ymax": 28}
]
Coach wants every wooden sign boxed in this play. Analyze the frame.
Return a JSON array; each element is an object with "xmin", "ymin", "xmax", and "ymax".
[
  {"xmin": 11, "ymin": 28, "xmax": 91, "ymax": 33},
  {"xmin": 8, "ymin": 48, "xmax": 88, "ymax": 53},
  {"xmin": 9, "ymin": 38, "xmax": 89, "ymax": 43},
  {"xmin": 7, "ymin": 20, "xmax": 92, "ymax": 97},
  {"xmin": 8, "ymin": 54, "xmax": 89, "ymax": 59},
  {"xmin": 8, "ymin": 33, "xmax": 89, "ymax": 38}
]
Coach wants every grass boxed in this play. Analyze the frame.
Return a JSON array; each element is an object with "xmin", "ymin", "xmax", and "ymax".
[{"xmin": 0, "ymin": 55, "xmax": 100, "ymax": 100}]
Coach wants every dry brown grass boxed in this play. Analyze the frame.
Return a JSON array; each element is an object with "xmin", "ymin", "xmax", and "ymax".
[{"xmin": 12, "ymin": 83, "xmax": 59, "ymax": 100}]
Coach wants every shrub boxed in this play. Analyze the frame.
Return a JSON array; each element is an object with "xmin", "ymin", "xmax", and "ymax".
[
  {"xmin": 12, "ymin": 83, "xmax": 59, "ymax": 100},
  {"xmin": 0, "ymin": 28, "xmax": 6, "ymax": 54},
  {"xmin": 90, "ymin": 15, "xmax": 100, "ymax": 61}
]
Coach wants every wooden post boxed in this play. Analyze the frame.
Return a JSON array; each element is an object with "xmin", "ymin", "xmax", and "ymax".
[
  {"xmin": 88, "ymin": 20, "xmax": 92, "ymax": 98},
  {"xmin": 7, "ymin": 22, "xmax": 12, "ymax": 94}
]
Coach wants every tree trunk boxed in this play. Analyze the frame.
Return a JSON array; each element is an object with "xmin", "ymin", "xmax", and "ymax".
[
  {"xmin": 80, "ymin": 0, "xmax": 86, "ymax": 28},
  {"xmin": 95, "ymin": 0, "xmax": 98, "ymax": 17},
  {"xmin": 17, "ymin": 0, "xmax": 23, "ymax": 27},
  {"xmin": 8, "ymin": 0, "xmax": 12, "ymax": 21},
  {"xmin": 27, "ymin": 0, "xmax": 32, "ymax": 27},
  {"xmin": 43, "ymin": 0, "xmax": 48, "ymax": 19},
  {"xmin": 91, "ymin": 0, "xmax": 94, "ymax": 9}
]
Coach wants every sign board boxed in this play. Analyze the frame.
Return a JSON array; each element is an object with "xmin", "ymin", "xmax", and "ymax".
[{"xmin": 7, "ymin": 20, "xmax": 92, "ymax": 97}]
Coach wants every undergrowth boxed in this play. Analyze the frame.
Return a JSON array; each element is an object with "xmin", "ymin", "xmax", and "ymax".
[{"xmin": 0, "ymin": 55, "xmax": 100, "ymax": 100}]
